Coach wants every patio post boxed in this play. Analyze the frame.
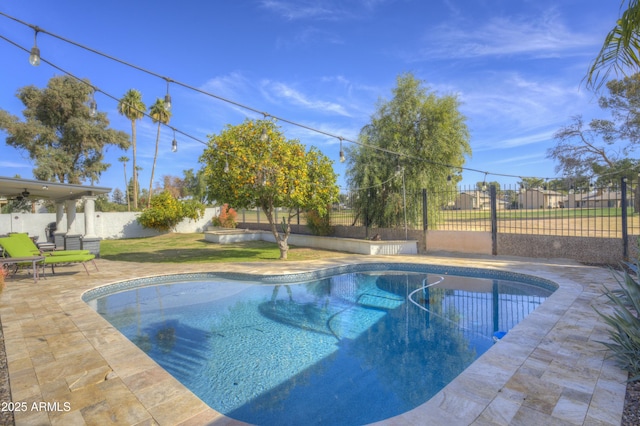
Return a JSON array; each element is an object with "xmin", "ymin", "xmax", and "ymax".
[
  {"xmin": 54, "ymin": 202, "xmax": 65, "ymax": 248},
  {"xmin": 81, "ymin": 196, "xmax": 101, "ymax": 256},
  {"xmin": 64, "ymin": 199, "xmax": 81, "ymax": 250},
  {"xmin": 83, "ymin": 196, "xmax": 97, "ymax": 238}
]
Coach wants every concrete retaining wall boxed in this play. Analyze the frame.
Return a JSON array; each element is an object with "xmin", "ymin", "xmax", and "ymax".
[{"xmin": 205, "ymin": 229, "xmax": 418, "ymax": 255}]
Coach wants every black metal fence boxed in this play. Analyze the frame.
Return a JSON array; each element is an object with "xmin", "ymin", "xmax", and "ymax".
[{"xmin": 238, "ymin": 178, "xmax": 640, "ymax": 240}]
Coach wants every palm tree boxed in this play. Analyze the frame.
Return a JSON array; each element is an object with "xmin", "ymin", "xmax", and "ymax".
[
  {"xmin": 587, "ymin": 1, "xmax": 640, "ymax": 89},
  {"xmin": 117, "ymin": 89, "xmax": 146, "ymax": 210},
  {"xmin": 118, "ymin": 156, "xmax": 130, "ymax": 212},
  {"xmin": 148, "ymin": 98, "xmax": 172, "ymax": 207}
]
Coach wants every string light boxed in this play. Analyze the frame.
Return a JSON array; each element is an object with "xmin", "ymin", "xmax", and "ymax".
[
  {"xmin": 171, "ymin": 129, "xmax": 178, "ymax": 152},
  {"xmin": 0, "ymin": 31, "xmax": 209, "ymax": 152},
  {"xmin": 89, "ymin": 89, "xmax": 98, "ymax": 117},
  {"xmin": 164, "ymin": 78, "xmax": 172, "ymax": 111},
  {"xmin": 28, "ymin": 27, "xmax": 40, "ymax": 66},
  {"xmin": 4, "ymin": 12, "xmax": 629, "ymax": 186}
]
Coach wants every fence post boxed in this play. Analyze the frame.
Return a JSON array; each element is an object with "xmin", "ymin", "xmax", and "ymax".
[
  {"xmin": 490, "ymin": 185, "xmax": 497, "ymax": 255},
  {"xmin": 622, "ymin": 177, "xmax": 629, "ymax": 261},
  {"xmin": 422, "ymin": 188, "xmax": 428, "ymax": 230},
  {"xmin": 422, "ymin": 188, "xmax": 428, "ymax": 252}
]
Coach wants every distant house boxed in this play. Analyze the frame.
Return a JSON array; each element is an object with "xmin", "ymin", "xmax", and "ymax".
[
  {"xmin": 454, "ymin": 191, "xmax": 490, "ymax": 210},
  {"xmin": 518, "ymin": 188, "xmax": 564, "ymax": 209},
  {"xmin": 565, "ymin": 190, "xmax": 626, "ymax": 208}
]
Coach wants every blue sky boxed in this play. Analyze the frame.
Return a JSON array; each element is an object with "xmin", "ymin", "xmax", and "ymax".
[{"xmin": 0, "ymin": 1, "xmax": 622, "ymax": 194}]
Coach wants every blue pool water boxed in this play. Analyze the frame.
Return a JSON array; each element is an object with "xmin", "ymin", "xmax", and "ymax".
[{"xmin": 85, "ymin": 264, "xmax": 555, "ymax": 425}]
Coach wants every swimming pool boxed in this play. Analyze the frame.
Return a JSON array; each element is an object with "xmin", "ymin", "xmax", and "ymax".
[{"xmin": 84, "ymin": 263, "xmax": 556, "ymax": 425}]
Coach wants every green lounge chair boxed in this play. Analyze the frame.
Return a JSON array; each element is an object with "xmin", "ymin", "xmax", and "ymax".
[
  {"xmin": 0, "ymin": 237, "xmax": 97, "ymax": 275},
  {"xmin": 8, "ymin": 233, "xmax": 90, "ymax": 257}
]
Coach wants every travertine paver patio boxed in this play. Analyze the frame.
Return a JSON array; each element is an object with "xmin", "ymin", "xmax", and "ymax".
[{"xmin": 0, "ymin": 253, "xmax": 628, "ymax": 425}]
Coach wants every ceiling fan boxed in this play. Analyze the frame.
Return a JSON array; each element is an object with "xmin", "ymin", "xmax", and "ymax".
[{"xmin": 4, "ymin": 189, "xmax": 31, "ymax": 201}]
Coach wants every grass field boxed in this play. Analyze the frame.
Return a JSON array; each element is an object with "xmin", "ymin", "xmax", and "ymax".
[
  {"xmin": 233, "ymin": 207, "xmax": 640, "ymax": 238},
  {"xmin": 100, "ymin": 233, "xmax": 349, "ymax": 263}
]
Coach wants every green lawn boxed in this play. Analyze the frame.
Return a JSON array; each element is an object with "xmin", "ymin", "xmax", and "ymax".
[{"xmin": 100, "ymin": 233, "xmax": 347, "ymax": 263}]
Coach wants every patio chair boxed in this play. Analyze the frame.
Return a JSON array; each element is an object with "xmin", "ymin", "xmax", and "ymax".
[
  {"xmin": 8, "ymin": 233, "xmax": 91, "ymax": 257},
  {"xmin": 0, "ymin": 237, "xmax": 97, "ymax": 275}
]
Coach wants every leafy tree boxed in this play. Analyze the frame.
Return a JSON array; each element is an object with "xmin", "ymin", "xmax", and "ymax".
[
  {"xmin": 0, "ymin": 75, "xmax": 129, "ymax": 184},
  {"xmin": 118, "ymin": 156, "xmax": 131, "ymax": 211},
  {"xmin": 1, "ymin": 198, "xmax": 32, "ymax": 214},
  {"xmin": 148, "ymin": 98, "xmax": 172, "ymax": 207},
  {"xmin": 118, "ymin": 89, "xmax": 146, "ymax": 210},
  {"xmin": 306, "ymin": 207, "xmax": 333, "ymax": 236},
  {"xmin": 137, "ymin": 190, "xmax": 205, "ymax": 232},
  {"xmin": 586, "ymin": 0, "xmax": 640, "ymax": 89},
  {"xmin": 549, "ymin": 74, "xmax": 640, "ymax": 178},
  {"xmin": 161, "ymin": 175, "xmax": 186, "ymax": 199},
  {"xmin": 200, "ymin": 118, "xmax": 339, "ymax": 259},
  {"xmin": 347, "ymin": 73, "xmax": 471, "ymax": 230},
  {"xmin": 475, "ymin": 180, "xmax": 500, "ymax": 192},
  {"xmin": 183, "ymin": 168, "xmax": 208, "ymax": 203},
  {"xmin": 518, "ymin": 177, "xmax": 546, "ymax": 190},
  {"xmin": 111, "ymin": 188, "xmax": 126, "ymax": 205}
]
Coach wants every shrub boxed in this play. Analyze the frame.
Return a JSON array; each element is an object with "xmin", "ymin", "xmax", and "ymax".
[
  {"xmin": 306, "ymin": 207, "xmax": 333, "ymax": 236},
  {"xmin": 137, "ymin": 191, "xmax": 205, "ymax": 232},
  {"xmin": 212, "ymin": 204, "xmax": 237, "ymax": 228},
  {"xmin": 0, "ymin": 266, "xmax": 7, "ymax": 289},
  {"xmin": 596, "ymin": 261, "xmax": 640, "ymax": 382}
]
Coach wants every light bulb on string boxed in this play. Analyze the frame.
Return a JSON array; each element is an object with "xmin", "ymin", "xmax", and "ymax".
[
  {"xmin": 29, "ymin": 28, "xmax": 40, "ymax": 66},
  {"xmin": 171, "ymin": 129, "xmax": 178, "ymax": 152},
  {"xmin": 89, "ymin": 89, "xmax": 98, "ymax": 118},
  {"xmin": 164, "ymin": 79, "xmax": 172, "ymax": 111},
  {"xmin": 260, "ymin": 113, "xmax": 269, "ymax": 142}
]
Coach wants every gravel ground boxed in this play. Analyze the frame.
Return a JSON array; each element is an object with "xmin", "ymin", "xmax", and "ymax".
[
  {"xmin": 0, "ymin": 316, "xmax": 14, "ymax": 426},
  {"xmin": 624, "ymin": 376, "xmax": 640, "ymax": 426}
]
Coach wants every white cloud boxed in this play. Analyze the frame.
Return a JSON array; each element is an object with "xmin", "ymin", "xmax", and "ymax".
[
  {"xmin": 276, "ymin": 27, "xmax": 344, "ymax": 49},
  {"xmin": 261, "ymin": 80, "xmax": 353, "ymax": 117},
  {"xmin": 459, "ymin": 71, "xmax": 593, "ymax": 140},
  {"xmin": 413, "ymin": 9, "xmax": 599, "ymax": 61},
  {"xmin": 489, "ymin": 152, "xmax": 545, "ymax": 165},
  {"xmin": 200, "ymin": 72, "xmax": 252, "ymax": 100},
  {"xmin": 0, "ymin": 160, "xmax": 30, "ymax": 169},
  {"xmin": 258, "ymin": 0, "xmax": 390, "ymax": 21},
  {"xmin": 259, "ymin": 0, "xmax": 350, "ymax": 21}
]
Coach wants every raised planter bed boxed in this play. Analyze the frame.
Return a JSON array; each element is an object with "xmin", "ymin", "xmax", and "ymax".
[
  {"xmin": 204, "ymin": 228, "xmax": 267, "ymax": 244},
  {"xmin": 204, "ymin": 228, "xmax": 417, "ymax": 255}
]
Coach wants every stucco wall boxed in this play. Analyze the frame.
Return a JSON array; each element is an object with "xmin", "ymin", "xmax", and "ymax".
[
  {"xmin": 0, "ymin": 207, "xmax": 219, "ymax": 241},
  {"xmin": 425, "ymin": 230, "xmax": 493, "ymax": 255},
  {"xmin": 3, "ymin": 210, "xmax": 632, "ymax": 264},
  {"xmin": 496, "ymin": 234, "xmax": 627, "ymax": 264}
]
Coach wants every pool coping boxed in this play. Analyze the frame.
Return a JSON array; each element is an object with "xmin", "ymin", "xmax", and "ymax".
[{"xmin": 0, "ymin": 254, "xmax": 628, "ymax": 425}]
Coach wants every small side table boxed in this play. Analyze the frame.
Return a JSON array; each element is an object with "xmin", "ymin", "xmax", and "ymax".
[{"xmin": 0, "ymin": 256, "xmax": 45, "ymax": 283}]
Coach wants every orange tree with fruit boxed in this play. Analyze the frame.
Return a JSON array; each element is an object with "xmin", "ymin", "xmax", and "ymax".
[{"xmin": 200, "ymin": 118, "xmax": 338, "ymax": 259}]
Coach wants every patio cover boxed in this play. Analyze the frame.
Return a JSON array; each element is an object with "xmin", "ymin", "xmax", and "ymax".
[{"xmin": 0, "ymin": 176, "xmax": 111, "ymax": 202}]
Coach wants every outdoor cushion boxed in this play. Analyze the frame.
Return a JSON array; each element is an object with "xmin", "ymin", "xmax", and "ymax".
[
  {"xmin": 0, "ymin": 237, "xmax": 96, "ymax": 275},
  {"xmin": 8, "ymin": 233, "xmax": 91, "ymax": 256}
]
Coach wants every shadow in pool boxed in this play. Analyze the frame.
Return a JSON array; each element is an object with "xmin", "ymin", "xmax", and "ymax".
[
  {"xmin": 134, "ymin": 319, "xmax": 214, "ymax": 379},
  {"xmin": 228, "ymin": 294, "xmax": 478, "ymax": 426}
]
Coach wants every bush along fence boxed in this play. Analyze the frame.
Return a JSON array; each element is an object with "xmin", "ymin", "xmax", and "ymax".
[{"xmin": 236, "ymin": 178, "xmax": 640, "ymax": 264}]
